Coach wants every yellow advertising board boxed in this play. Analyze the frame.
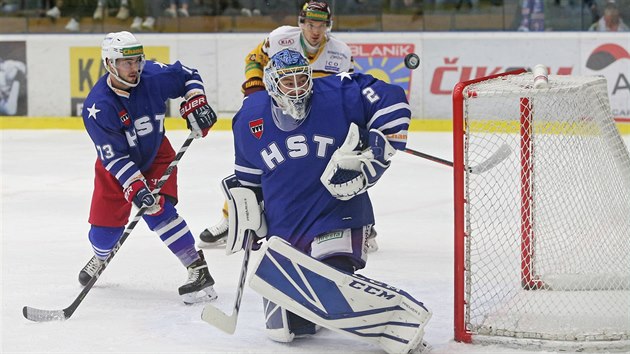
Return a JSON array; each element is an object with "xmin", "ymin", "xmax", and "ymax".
[{"xmin": 69, "ymin": 46, "xmax": 169, "ymax": 116}]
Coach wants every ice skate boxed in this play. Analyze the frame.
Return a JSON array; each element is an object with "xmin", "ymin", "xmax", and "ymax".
[
  {"xmin": 78, "ymin": 256, "xmax": 103, "ymax": 286},
  {"xmin": 198, "ymin": 216, "xmax": 228, "ymax": 248},
  {"xmin": 178, "ymin": 250, "xmax": 218, "ymax": 304}
]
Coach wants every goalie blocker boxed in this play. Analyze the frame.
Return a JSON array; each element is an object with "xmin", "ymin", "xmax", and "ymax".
[{"xmin": 249, "ymin": 236, "xmax": 432, "ymax": 354}]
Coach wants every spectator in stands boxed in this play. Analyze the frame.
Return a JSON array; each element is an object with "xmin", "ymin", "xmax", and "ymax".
[
  {"xmin": 1, "ymin": 0, "xmax": 20, "ymax": 14},
  {"xmin": 589, "ymin": 1, "xmax": 629, "ymax": 31},
  {"xmin": 455, "ymin": 0, "xmax": 473, "ymax": 10},
  {"xmin": 129, "ymin": 0, "xmax": 162, "ymax": 31},
  {"xmin": 165, "ymin": 0, "xmax": 189, "ymax": 17},
  {"xmin": 584, "ymin": 0, "xmax": 600, "ymax": 26},
  {"xmin": 219, "ymin": 0, "xmax": 244, "ymax": 15},
  {"xmin": 240, "ymin": 0, "xmax": 263, "ymax": 16},
  {"xmin": 45, "ymin": 0, "xmax": 93, "ymax": 32},
  {"xmin": 337, "ymin": 0, "xmax": 383, "ymax": 15},
  {"xmin": 389, "ymin": 0, "xmax": 423, "ymax": 13},
  {"xmin": 516, "ymin": 0, "xmax": 545, "ymax": 31},
  {"xmin": 93, "ymin": 0, "xmax": 130, "ymax": 20}
]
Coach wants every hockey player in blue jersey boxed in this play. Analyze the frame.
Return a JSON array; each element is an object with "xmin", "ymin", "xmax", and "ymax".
[
  {"xmin": 219, "ymin": 49, "xmax": 431, "ymax": 352},
  {"xmin": 79, "ymin": 31, "xmax": 218, "ymax": 304},
  {"xmin": 199, "ymin": 1, "xmax": 380, "ymax": 255}
]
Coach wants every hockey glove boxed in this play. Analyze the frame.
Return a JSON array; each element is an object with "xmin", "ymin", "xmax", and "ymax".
[
  {"xmin": 359, "ymin": 128, "xmax": 396, "ymax": 188},
  {"xmin": 321, "ymin": 123, "xmax": 396, "ymax": 201},
  {"xmin": 180, "ymin": 94, "xmax": 217, "ymax": 139},
  {"xmin": 242, "ymin": 77, "xmax": 265, "ymax": 96},
  {"xmin": 321, "ymin": 123, "xmax": 367, "ymax": 200},
  {"xmin": 123, "ymin": 179, "xmax": 164, "ymax": 215}
]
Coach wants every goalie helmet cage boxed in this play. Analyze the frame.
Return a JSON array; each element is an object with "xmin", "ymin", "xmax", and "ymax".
[{"xmin": 452, "ymin": 69, "xmax": 630, "ymax": 351}]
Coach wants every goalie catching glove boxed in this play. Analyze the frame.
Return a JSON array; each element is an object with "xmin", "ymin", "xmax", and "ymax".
[
  {"xmin": 180, "ymin": 94, "xmax": 217, "ymax": 138},
  {"xmin": 123, "ymin": 178, "xmax": 164, "ymax": 215},
  {"xmin": 321, "ymin": 123, "xmax": 396, "ymax": 200}
]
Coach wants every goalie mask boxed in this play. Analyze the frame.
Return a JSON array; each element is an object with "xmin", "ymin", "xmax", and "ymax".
[
  {"xmin": 264, "ymin": 49, "xmax": 313, "ymax": 131},
  {"xmin": 101, "ymin": 31, "xmax": 145, "ymax": 88}
]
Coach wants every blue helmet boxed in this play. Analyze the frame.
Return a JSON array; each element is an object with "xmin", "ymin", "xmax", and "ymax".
[{"xmin": 264, "ymin": 49, "xmax": 313, "ymax": 129}]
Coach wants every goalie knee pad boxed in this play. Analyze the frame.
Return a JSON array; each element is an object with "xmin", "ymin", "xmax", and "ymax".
[
  {"xmin": 321, "ymin": 255, "xmax": 355, "ymax": 274},
  {"xmin": 88, "ymin": 225, "xmax": 124, "ymax": 260},
  {"xmin": 310, "ymin": 226, "xmax": 370, "ymax": 271}
]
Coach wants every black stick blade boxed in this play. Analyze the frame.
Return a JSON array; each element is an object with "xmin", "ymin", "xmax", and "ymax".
[{"xmin": 23, "ymin": 306, "xmax": 68, "ymax": 322}]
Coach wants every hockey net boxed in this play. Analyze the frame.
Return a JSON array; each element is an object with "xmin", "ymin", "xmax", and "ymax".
[{"xmin": 452, "ymin": 70, "xmax": 630, "ymax": 350}]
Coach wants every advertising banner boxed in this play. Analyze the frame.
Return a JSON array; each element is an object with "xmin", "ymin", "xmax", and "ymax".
[
  {"xmin": 1, "ymin": 33, "xmax": 627, "ymax": 126},
  {"xmin": 421, "ymin": 33, "xmax": 629, "ymax": 121},
  {"xmin": 348, "ymin": 43, "xmax": 417, "ymax": 101},
  {"xmin": 0, "ymin": 41, "xmax": 27, "ymax": 116},
  {"xmin": 582, "ymin": 41, "xmax": 630, "ymax": 121}
]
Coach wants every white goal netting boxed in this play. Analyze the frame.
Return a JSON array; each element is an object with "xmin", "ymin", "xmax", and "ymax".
[{"xmin": 457, "ymin": 72, "xmax": 630, "ymax": 349}]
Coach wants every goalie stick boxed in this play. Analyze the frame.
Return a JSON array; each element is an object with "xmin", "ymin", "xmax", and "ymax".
[
  {"xmin": 22, "ymin": 132, "xmax": 196, "ymax": 322},
  {"xmin": 405, "ymin": 143, "xmax": 512, "ymax": 175},
  {"xmin": 200, "ymin": 233, "xmax": 253, "ymax": 334}
]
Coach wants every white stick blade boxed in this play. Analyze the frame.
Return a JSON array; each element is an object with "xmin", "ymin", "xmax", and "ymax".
[
  {"xmin": 469, "ymin": 143, "xmax": 512, "ymax": 174},
  {"xmin": 201, "ymin": 305, "xmax": 237, "ymax": 334}
]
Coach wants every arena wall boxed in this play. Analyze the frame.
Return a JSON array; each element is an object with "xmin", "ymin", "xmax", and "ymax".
[{"xmin": 0, "ymin": 32, "xmax": 628, "ymax": 132}]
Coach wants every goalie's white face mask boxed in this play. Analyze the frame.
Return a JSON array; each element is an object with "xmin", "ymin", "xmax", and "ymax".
[{"xmin": 264, "ymin": 49, "xmax": 313, "ymax": 131}]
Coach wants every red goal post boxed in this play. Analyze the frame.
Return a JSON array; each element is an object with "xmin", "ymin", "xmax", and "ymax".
[{"xmin": 452, "ymin": 69, "xmax": 630, "ymax": 350}]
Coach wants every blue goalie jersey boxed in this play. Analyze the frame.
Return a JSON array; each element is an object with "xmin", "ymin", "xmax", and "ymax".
[
  {"xmin": 81, "ymin": 60, "xmax": 205, "ymax": 189},
  {"xmin": 232, "ymin": 72, "xmax": 410, "ymax": 249}
]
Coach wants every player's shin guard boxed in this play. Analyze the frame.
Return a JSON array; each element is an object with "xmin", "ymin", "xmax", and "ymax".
[
  {"xmin": 249, "ymin": 237, "xmax": 431, "ymax": 354},
  {"xmin": 143, "ymin": 200, "xmax": 198, "ymax": 266},
  {"xmin": 88, "ymin": 225, "xmax": 124, "ymax": 260}
]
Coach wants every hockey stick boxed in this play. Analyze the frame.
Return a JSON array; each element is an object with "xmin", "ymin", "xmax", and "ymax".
[
  {"xmin": 200, "ymin": 233, "xmax": 254, "ymax": 334},
  {"xmin": 22, "ymin": 132, "xmax": 196, "ymax": 322},
  {"xmin": 404, "ymin": 143, "xmax": 512, "ymax": 175}
]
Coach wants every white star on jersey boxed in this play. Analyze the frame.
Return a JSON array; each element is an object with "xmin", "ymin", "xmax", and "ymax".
[
  {"xmin": 336, "ymin": 72, "xmax": 352, "ymax": 81},
  {"xmin": 87, "ymin": 103, "xmax": 101, "ymax": 119}
]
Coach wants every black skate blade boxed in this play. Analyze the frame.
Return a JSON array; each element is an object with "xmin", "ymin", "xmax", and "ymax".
[{"xmin": 197, "ymin": 237, "xmax": 227, "ymax": 249}]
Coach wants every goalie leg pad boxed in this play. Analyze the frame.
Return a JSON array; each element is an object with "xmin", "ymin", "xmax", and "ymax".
[
  {"xmin": 263, "ymin": 297, "xmax": 295, "ymax": 343},
  {"xmin": 263, "ymin": 298, "xmax": 317, "ymax": 342},
  {"xmin": 249, "ymin": 236, "xmax": 432, "ymax": 354}
]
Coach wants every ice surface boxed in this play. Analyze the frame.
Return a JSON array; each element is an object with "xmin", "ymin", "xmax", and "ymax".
[{"xmin": 1, "ymin": 130, "xmax": 598, "ymax": 353}]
